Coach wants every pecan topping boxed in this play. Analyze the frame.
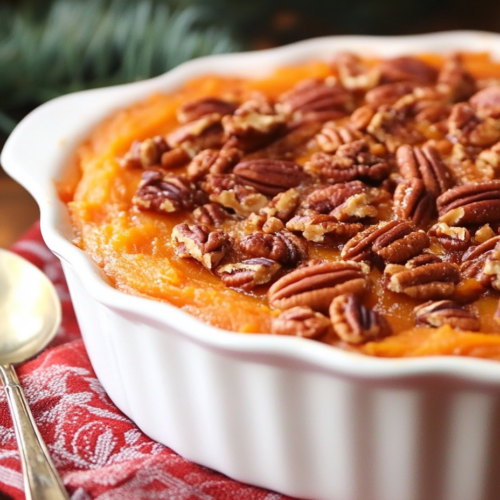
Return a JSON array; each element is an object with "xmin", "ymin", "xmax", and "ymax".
[
  {"xmin": 202, "ymin": 174, "xmax": 268, "ymax": 216},
  {"xmin": 330, "ymin": 193, "xmax": 378, "ymax": 222},
  {"xmin": 132, "ymin": 171, "xmax": 196, "ymax": 213},
  {"xmin": 437, "ymin": 180, "xmax": 500, "ymax": 225},
  {"xmin": 365, "ymin": 82, "xmax": 417, "ymax": 108},
  {"xmin": 286, "ymin": 215, "xmax": 363, "ymax": 243},
  {"xmin": 303, "ymin": 181, "xmax": 366, "ymax": 214},
  {"xmin": 437, "ymin": 53, "xmax": 477, "ymax": 102},
  {"xmin": 330, "ymin": 293, "xmax": 392, "ymax": 344},
  {"xmin": 476, "ymin": 140, "xmax": 500, "ymax": 172},
  {"xmin": 306, "ymin": 140, "xmax": 390, "ymax": 183},
  {"xmin": 120, "ymin": 136, "xmax": 170, "ymax": 169},
  {"xmin": 469, "ymin": 86, "xmax": 500, "ymax": 118},
  {"xmin": 233, "ymin": 159, "xmax": 306, "ymax": 196},
  {"xmin": 393, "ymin": 178, "xmax": 435, "ymax": 229},
  {"xmin": 271, "ymin": 307, "xmax": 331, "ymax": 339},
  {"xmin": 172, "ymin": 223, "xmax": 231, "ymax": 269},
  {"xmin": 350, "ymin": 105, "xmax": 376, "ymax": 131},
  {"xmin": 217, "ymin": 258, "xmax": 280, "ymax": 291},
  {"xmin": 262, "ymin": 217, "xmax": 285, "ymax": 233},
  {"xmin": 414, "ymin": 300, "xmax": 480, "ymax": 331},
  {"xmin": 260, "ymin": 188, "xmax": 300, "ymax": 222},
  {"xmin": 193, "ymin": 203, "xmax": 229, "ymax": 226},
  {"xmin": 167, "ymin": 114, "xmax": 224, "ymax": 154},
  {"xmin": 474, "ymin": 224, "xmax": 496, "ymax": 243},
  {"xmin": 177, "ymin": 97, "xmax": 237, "ymax": 124},
  {"xmin": 379, "ymin": 56, "xmax": 438, "ymax": 85},
  {"xmin": 481, "ymin": 243, "xmax": 500, "ymax": 290},
  {"xmin": 315, "ymin": 123, "xmax": 365, "ymax": 153},
  {"xmin": 268, "ymin": 261, "xmax": 369, "ymax": 313},
  {"xmin": 460, "ymin": 235, "xmax": 500, "ymax": 285},
  {"xmin": 396, "ymin": 144, "xmax": 453, "ymax": 197},
  {"xmin": 187, "ymin": 146, "xmax": 243, "ymax": 181},
  {"xmin": 448, "ymin": 103, "xmax": 500, "ymax": 147},
  {"xmin": 406, "ymin": 253, "xmax": 443, "ymax": 269},
  {"xmin": 334, "ymin": 52, "xmax": 380, "ymax": 91},
  {"xmin": 384, "ymin": 261, "xmax": 460, "ymax": 300},
  {"xmin": 428, "ymin": 222, "xmax": 471, "ymax": 251},
  {"xmin": 239, "ymin": 231, "xmax": 307, "ymax": 266}
]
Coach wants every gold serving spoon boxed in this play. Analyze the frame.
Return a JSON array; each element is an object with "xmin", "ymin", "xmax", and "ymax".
[{"xmin": 0, "ymin": 249, "xmax": 69, "ymax": 499}]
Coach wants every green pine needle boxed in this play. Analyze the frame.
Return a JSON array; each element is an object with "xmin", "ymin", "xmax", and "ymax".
[{"xmin": 0, "ymin": 0, "xmax": 241, "ymax": 134}]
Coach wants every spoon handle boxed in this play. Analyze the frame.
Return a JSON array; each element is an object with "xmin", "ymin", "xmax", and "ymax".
[{"xmin": 0, "ymin": 364, "xmax": 69, "ymax": 500}]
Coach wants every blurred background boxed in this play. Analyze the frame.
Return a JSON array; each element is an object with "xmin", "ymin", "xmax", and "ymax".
[{"xmin": 1, "ymin": 0, "xmax": 500, "ymax": 247}]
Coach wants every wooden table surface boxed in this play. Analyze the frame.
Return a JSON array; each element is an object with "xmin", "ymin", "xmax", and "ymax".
[{"xmin": 0, "ymin": 165, "xmax": 39, "ymax": 248}]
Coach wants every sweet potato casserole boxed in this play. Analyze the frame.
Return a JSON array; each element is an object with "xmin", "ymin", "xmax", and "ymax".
[{"xmin": 65, "ymin": 52, "xmax": 500, "ymax": 359}]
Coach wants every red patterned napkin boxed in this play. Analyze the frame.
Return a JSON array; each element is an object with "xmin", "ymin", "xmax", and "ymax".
[{"xmin": 1, "ymin": 222, "xmax": 292, "ymax": 500}]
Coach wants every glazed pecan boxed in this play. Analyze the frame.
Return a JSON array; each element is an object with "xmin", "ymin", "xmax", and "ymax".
[
  {"xmin": 437, "ymin": 180, "xmax": 500, "ymax": 225},
  {"xmin": 481, "ymin": 243, "xmax": 500, "ymax": 290},
  {"xmin": 217, "ymin": 258, "xmax": 281, "ymax": 291},
  {"xmin": 428, "ymin": 222, "xmax": 471, "ymax": 251},
  {"xmin": 172, "ymin": 223, "xmax": 231, "ymax": 269},
  {"xmin": 315, "ymin": 122, "xmax": 366, "ymax": 154},
  {"xmin": 414, "ymin": 300, "xmax": 480, "ymax": 331},
  {"xmin": 448, "ymin": 103, "xmax": 500, "ymax": 147},
  {"xmin": 330, "ymin": 293, "xmax": 392, "ymax": 344},
  {"xmin": 303, "ymin": 181, "xmax": 366, "ymax": 214},
  {"xmin": 187, "ymin": 145, "xmax": 243, "ymax": 181},
  {"xmin": 120, "ymin": 136, "xmax": 170, "ymax": 169},
  {"xmin": 437, "ymin": 53, "xmax": 477, "ymax": 102},
  {"xmin": 268, "ymin": 261, "xmax": 369, "ymax": 313},
  {"xmin": 330, "ymin": 193, "xmax": 378, "ymax": 222},
  {"xmin": 260, "ymin": 188, "xmax": 300, "ymax": 222},
  {"xmin": 202, "ymin": 174, "xmax": 268, "ymax": 216},
  {"xmin": 396, "ymin": 144, "xmax": 453, "ymax": 197},
  {"xmin": 334, "ymin": 52, "xmax": 380, "ymax": 91},
  {"xmin": 406, "ymin": 253, "xmax": 443, "ymax": 269},
  {"xmin": 384, "ymin": 260, "xmax": 460, "ymax": 300},
  {"xmin": 167, "ymin": 114, "xmax": 224, "ymax": 154},
  {"xmin": 365, "ymin": 81, "xmax": 417, "ymax": 108},
  {"xmin": 306, "ymin": 140, "xmax": 390, "ymax": 183},
  {"xmin": 379, "ymin": 56, "xmax": 438, "ymax": 85},
  {"xmin": 469, "ymin": 86, "xmax": 500, "ymax": 118},
  {"xmin": 233, "ymin": 159, "xmax": 306, "ymax": 196},
  {"xmin": 160, "ymin": 147, "xmax": 191, "ymax": 169},
  {"xmin": 132, "ymin": 171, "xmax": 196, "ymax": 213},
  {"xmin": 460, "ymin": 235, "xmax": 500, "ymax": 285},
  {"xmin": 193, "ymin": 203, "xmax": 229, "ymax": 226},
  {"xmin": 262, "ymin": 217, "xmax": 285, "ymax": 233},
  {"xmin": 177, "ymin": 97, "xmax": 237, "ymax": 124},
  {"xmin": 350, "ymin": 105, "xmax": 376, "ymax": 131},
  {"xmin": 286, "ymin": 215, "xmax": 363, "ymax": 243},
  {"xmin": 393, "ymin": 178, "xmax": 435, "ymax": 229},
  {"xmin": 239, "ymin": 231, "xmax": 307, "ymax": 266},
  {"xmin": 271, "ymin": 306, "xmax": 331, "ymax": 339}
]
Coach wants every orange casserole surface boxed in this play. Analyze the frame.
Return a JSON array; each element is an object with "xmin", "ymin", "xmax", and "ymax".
[{"xmin": 64, "ymin": 52, "xmax": 500, "ymax": 360}]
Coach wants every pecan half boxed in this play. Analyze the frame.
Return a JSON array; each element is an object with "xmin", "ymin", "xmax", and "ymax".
[
  {"xmin": 177, "ymin": 97, "xmax": 237, "ymax": 124},
  {"xmin": 414, "ymin": 300, "xmax": 480, "ymax": 331},
  {"xmin": 448, "ymin": 103, "xmax": 500, "ymax": 147},
  {"xmin": 303, "ymin": 181, "xmax": 366, "ymax": 214},
  {"xmin": 233, "ymin": 159, "xmax": 306, "ymax": 196},
  {"xmin": 384, "ymin": 261, "xmax": 460, "ymax": 300},
  {"xmin": 365, "ymin": 81, "xmax": 417, "ymax": 108},
  {"xmin": 193, "ymin": 203, "xmax": 229, "ymax": 226},
  {"xmin": 132, "ymin": 171, "xmax": 196, "ymax": 213},
  {"xmin": 437, "ymin": 180, "xmax": 500, "ymax": 225},
  {"xmin": 334, "ymin": 52, "xmax": 380, "ymax": 91},
  {"xmin": 330, "ymin": 293, "xmax": 392, "ymax": 344},
  {"xmin": 268, "ymin": 261, "xmax": 369, "ymax": 313},
  {"xmin": 469, "ymin": 86, "xmax": 500, "ymax": 118},
  {"xmin": 481, "ymin": 244, "xmax": 500, "ymax": 290},
  {"xmin": 271, "ymin": 306, "xmax": 331, "ymax": 339},
  {"xmin": 379, "ymin": 56, "xmax": 438, "ymax": 85},
  {"xmin": 428, "ymin": 222, "xmax": 471, "ymax": 251},
  {"xmin": 167, "ymin": 114, "xmax": 224, "ymax": 154},
  {"xmin": 120, "ymin": 136, "xmax": 170, "ymax": 169},
  {"xmin": 460, "ymin": 235, "xmax": 500, "ymax": 285},
  {"xmin": 187, "ymin": 146, "xmax": 243, "ymax": 181},
  {"xmin": 330, "ymin": 193, "xmax": 378, "ymax": 222},
  {"xmin": 217, "ymin": 258, "xmax": 280, "ymax": 291},
  {"xmin": 202, "ymin": 174, "xmax": 268, "ymax": 216},
  {"xmin": 239, "ymin": 231, "xmax": 307, "ymax": 266},
  {"xmin": 172, "ymin": 223, "xmax": 231, "ymax": 269},
  {"xmin": 396, "ymin": 144, "xmax": 453, "ymax": 197},
  {"xmin": 306, "ymin": 140, "xmax": 390, "ymax": 183},
  {"xmin": 393, "ymin": 178, "xmax": 435, "ymax": 229},
  {"xmin": 437, "ymin": 53, "xmax": 477, "ymax": 102},
  {"xmin": 315, "ymin": 123, "xmax": 365, "ymax": 154},
  {"xmin": 350, "ymin": 105, "xmax": 376, "ymax": 130},
  {"xmin": 260, "ymin": 188, "xmax": 300, "ymax": 222},
  {"xmin": 286, "ymin": 215, "xmax": 363, "ymax": 243}
]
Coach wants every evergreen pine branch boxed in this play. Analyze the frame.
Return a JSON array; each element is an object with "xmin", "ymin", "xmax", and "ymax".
[{"xmin": 0, "ymin": 0, "xmax": 241, "ymax": 134}]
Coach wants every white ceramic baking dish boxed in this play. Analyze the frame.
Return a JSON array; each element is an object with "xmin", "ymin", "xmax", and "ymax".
[{"xmin": 4, "ymin": 31, "xmax": 500, "ymax": 500}]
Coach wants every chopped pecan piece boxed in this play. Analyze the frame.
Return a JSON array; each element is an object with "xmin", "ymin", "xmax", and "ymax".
[
  {"xmin": 217, "ymin": 258, "xmax": 280, "ymax": 291},
  {"xmin": 469, "ymin": 86, "xmax": 500, "ymax": 118},
  {"xmin": 334, "ymin": 52, "xmax": 380, "ymax": 91},
  {"xmin": 172, "ymin": 223, "xmax": 231, "ymax": 269},
  {"xmin": 481, "ymin": 244, "xmax": 500, "ymax": 290},
  {"xmin": 271, "ymin": 306, "xmax": 331, "ymax": 339},
  {"xmin": 365, "ymin": 81, "xmax": 417, "ymax": 108},
  {"xmin": 428, "ymin": 222, "xmax": 471, "ymax": 251},
  {"xmin": 406, "ymin": 253, "xmax": 443, "ymax": 269},
  {"xmin": 448, "ymin": 103, "xmax": 500, "ymax": 147},
  {"xmin": 262, "ymin": 217, "xmax": 285, "ymax": 233},
  {"xmin": 393, "ymin": 178, "xmax": 435, "ymax": 229},
  {"xmin": 437, "ymin": 53, "xmax": 477, "ymax": 102},
  {"xmin": 476, "ymin": 140, "xmax": 500, "ymax": 172},
  {"xmin": 437, "ymin": 180, "xmax": 500, "ymax": 225},
  {"xmin": 239, "ymin": 231, "xmax": 307, "ymax": 266},
  {"xmin": 202, "ymin": 174, "xmax": 268, "ymax": 216},
  {"xmin": 167, "ymin": 114, "xmax": 224, "ymax": 154},
  {"xmin": 120, "ymin": 136, "xmax": 170, "ymax": 169},
  {"xmin": 330, "ymin": 193, "xmax": 378, "ymax": 222},
  {"xmin": 286, "ymin": 215, "xmax": 363, "ymax": 243},
  {"xmin": 474, "ymin": 224, "xmax": 496, "ymax": 244},
  {"xmin": 414, "ymin": 300, "xmax": 480, "ymax": 331},
  {"xmin": 460, "ymin": 235, "xmax": 500, "ymax": 285},
  {"xmin": 384, "ymin": 261, "xmax": 460, "ymax": 300},
  {"xmin": 187, "ymin": 145, "xmax": 243, "ymax": 181},
  {"xmin": 260, "ymin": 188, "xmax": 300, "ymax": 222},
  {"xmin": 306, "ymin": 140, "xmax": 390, "ymax": 183},
  {"xmin": 233, "ymin": 159, "xmax": 306, "ymax": 196},
  {"xmin": 268, "ymin": 261, "xmax": 369, "ymax": 313},
  {"xmin": 379, "ymin": 56, "xmax": 438, "ymax": 85},
  {"xmin": 193, "ymin": 203, "xmax": 229, "ymax": 226},
  {"xmin": 396, "ymin": 144, "xmax": 453, "ymax": 197},
  {"xmin": 132, "ymin": 171, "xmax": 196, "ymax": 213},
  {"xmin": 330, "ymin": 294, "xmax": 392, "ymax": 344},
  {"xmin": 177, "ymin": 97, "xmax": 237, "ymax": 124}
]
